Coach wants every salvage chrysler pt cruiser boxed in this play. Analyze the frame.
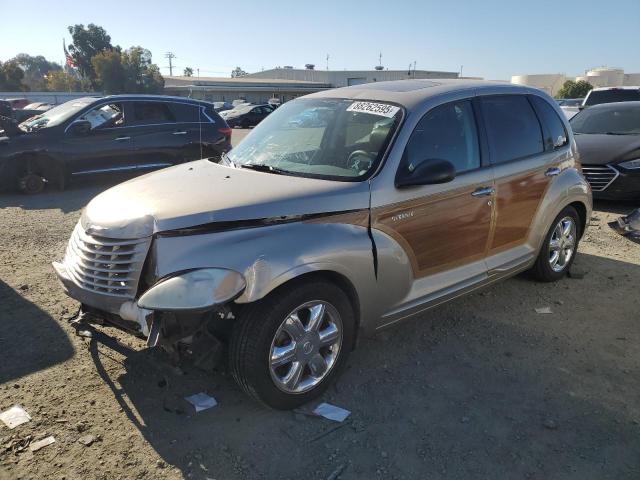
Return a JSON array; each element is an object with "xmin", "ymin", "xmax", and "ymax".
[{"xmin": 55, "ymin": 80, "xmax": 592, "ymax": 409}]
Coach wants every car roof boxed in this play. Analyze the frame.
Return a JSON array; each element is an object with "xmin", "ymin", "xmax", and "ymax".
[
  {"xmin": 591, "ymin": 86, "xmax": 640, "ymax": 91},
  {"xmin": 580, "ymin": 100, "xmax": 640, "ymax": 110},
  {"xmin": 99, "ymin": 94, "xmax": 213, "ymax": 107},
  {"xmin": 305, "ymin": 79, "xmax": 543, "ymax": 111}
]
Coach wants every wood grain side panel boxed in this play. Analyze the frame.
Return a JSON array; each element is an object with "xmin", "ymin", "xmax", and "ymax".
[
  {"xmin": 372, "ymin": 186, "xmax": 492, "ymax": 278},
  {"xmin": 303, "ymin": 210, "xmax": 369, "ymax": 228},
  {"xmin": 490, "ymin": 169, "xmax": 550, "ymax": 253}
]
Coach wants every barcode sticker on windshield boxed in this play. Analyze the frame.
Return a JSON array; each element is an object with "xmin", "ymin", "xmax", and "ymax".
[{"xmin": 346, "ymin": 102, "xmax": 400, "ymax": 118}]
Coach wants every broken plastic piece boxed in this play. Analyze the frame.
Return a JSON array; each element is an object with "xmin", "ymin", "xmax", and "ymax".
[
  {"xmin": 313, "ymin": 402, "xmax": 351, "ymax": 422},
  {"xmin": 609, "ymin": 208, "xmax": 640, "ymax": 243},
  {"xmin": 29, "ymin": 435, "xmax": 55, "ymax": 452},
  {"xmin": 535, "ymin": 307, "xmax": 553, "ymax": 314},
  {"xmin": 0, "ymin": 405, "xmax": 31, "ymax": 429},
  {"xmin": 184, "ymin": 392, "xmax": 218, "ymax": 412}
]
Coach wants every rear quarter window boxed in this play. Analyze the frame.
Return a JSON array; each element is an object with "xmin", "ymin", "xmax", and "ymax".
[
  {"xmin": 480, "ymin": 95, "xmax": 544, "ymax": 164},
  {"xmin": 169, "ymin": 102, "xmax": 200, "ymax": 122},
  {"xmin": 530, "ymin": 96, "xmax": 568, "ymax": 149}
]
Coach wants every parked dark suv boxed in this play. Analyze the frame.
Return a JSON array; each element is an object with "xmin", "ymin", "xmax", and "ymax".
[{"xmin": 0, "ymin": 95, "xmax": 231, "ymax": 194}]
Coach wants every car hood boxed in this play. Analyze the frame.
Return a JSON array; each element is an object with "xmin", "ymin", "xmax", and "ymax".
[
  {"xmin": 81, "ymin": 159, "xmax": 370, "ymax": 239},
  {"xmin": 575, "ymin": 133, "xmax": 640, "ymax": 165}
]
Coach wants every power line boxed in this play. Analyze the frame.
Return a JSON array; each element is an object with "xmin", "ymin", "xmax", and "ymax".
[{"xmin": 164, "ymin": 52, "xmax": 176, "ymax": 76}]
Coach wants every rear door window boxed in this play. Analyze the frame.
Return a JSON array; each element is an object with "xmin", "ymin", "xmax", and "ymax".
[
  {"xmin": 480, "ymin": 95, "xmax": 544, "ymax": 164},
  {"xmin": 402, "ymin": 99, "xmax": 481, "ymax": 174},
  {"xmin": 530, "ymin": 96, "xmax": 568, "ymax": 149},
  {"xmin": 132, "ymin": 102, "xmax": 176, "ymax": 125},
  {"xmin": 169, "ymin": 102, "xmax": 200, "ymax": 123}
]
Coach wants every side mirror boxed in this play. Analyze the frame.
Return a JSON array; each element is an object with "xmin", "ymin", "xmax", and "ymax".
[
  {"xmin": 396, "ymin": 159, "xmax": 456, "ymax": 188},
  {"xmin": 69, "ymin": 120, "xmax": 92, "ymax": 135}
]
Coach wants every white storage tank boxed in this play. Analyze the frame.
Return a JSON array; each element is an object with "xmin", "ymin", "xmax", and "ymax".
[{"xmin": 510, "ymin": 74, "xmax": 566, "ymax": 96}]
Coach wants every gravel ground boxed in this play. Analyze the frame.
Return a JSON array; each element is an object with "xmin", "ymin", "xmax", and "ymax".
[{"xmin": 1, "ymin": 149, "xmax": 639, "ymax": 479}]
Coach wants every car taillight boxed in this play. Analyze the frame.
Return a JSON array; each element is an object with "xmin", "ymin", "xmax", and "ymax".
[{"xmin": 219, "ymin": 127, "xmax": 232, "ymax": 141}]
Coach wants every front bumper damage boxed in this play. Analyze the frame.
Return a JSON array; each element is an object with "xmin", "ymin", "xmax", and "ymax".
[{"xmin": 53, "ymin": 260, "xmax": 153, "ymax": 337}]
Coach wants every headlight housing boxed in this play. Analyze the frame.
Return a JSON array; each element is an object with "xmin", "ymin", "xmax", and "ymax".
[
  {"xmin": 138, "ymin": 268, "xmax": 246, "ymax": 311},
  {"xmin": 618, "ymin": 159, "xmax": 640, "ymax": 170}
]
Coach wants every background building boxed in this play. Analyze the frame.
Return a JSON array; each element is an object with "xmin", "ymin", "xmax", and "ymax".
[
  {"xmin": 511, "ymin": 67, "xmax": 640, "ymax": 96},
  {"xmin": 164, "ymin": 67, "xmax": 461, "ymax": 104}
]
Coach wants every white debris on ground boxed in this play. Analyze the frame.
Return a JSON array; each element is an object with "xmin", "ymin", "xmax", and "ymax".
[
  {"xmin": 29, "ymin": 435, "xmax": 55, "ymax": 452},
  {"xmin": 535, "ymin": 307, "xmax": 553, "ymax": 314},
  {"xmin": 184, "ymin": 393, "xmax": 218, "ymax": 413},
  {"xmin": 0, "ymin": 405, "xmax": 31, "ymax": 429},
  {"xmin": 312, "ymin": 403, "xmax": 351, "ymax": 422}
]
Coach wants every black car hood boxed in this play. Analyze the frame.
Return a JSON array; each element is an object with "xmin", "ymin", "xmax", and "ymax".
[{"xmin": 575, "ymin": 133, "xmax": 640, "ymax": 165}]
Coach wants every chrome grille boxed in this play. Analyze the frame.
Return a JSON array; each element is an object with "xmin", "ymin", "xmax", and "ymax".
[
  {"xmin": 63, "ymin": 222, "xmax": 151, "ymax": 298},
  {"xmin": 581, "ymin": 164, "xmax": 619, "ymax": 192}
]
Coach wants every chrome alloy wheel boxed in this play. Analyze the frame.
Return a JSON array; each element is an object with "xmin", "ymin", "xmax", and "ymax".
[
  {"xmin": 548, "ymin": 216, "xmax": 576, "ymax": 272},
  {"xmin": 269, "ymin": 301, "xmax": 343, "ymax": 394}
]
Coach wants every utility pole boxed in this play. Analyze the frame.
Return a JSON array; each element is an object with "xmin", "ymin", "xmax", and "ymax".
[
  {"xmin": 460, "ymin": 65, "xmax": 463, "ymax": 78},
  {"xmin": 413, "ymin": 61, "xmax": 417, "ymax": 78},
  {"xmin": 165, "ymin": 52, "xmax": 176, "ymax": 76},
  {"xmin": 326, "ymin": 54, "xmax": 329, "ymax": 70}
]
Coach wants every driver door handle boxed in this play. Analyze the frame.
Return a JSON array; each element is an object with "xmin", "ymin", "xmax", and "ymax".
[
  {"xmin": 172, "ymin": 131, "xmax": 187, "ymax": 135},
  {"xmin": 471, "ymin": 186, "xmax": 495, "ymax": 197},
  {"xmin": 115, "ymin": 136, "xmax": 130, "ymax": 141},
  {"xmin": 545, "ymin": 167, "xmax": 561, "ymax": 177}
]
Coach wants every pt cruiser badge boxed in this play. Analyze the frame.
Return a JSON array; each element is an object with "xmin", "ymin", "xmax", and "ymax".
[{"xmin": 54, "ymin": 80, "xmax": 592, "ymax": 409}]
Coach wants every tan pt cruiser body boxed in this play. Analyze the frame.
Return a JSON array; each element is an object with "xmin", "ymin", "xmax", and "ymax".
[{"xmin": 54, "ymin": 80, "xmax": 592, "ymax": 408}]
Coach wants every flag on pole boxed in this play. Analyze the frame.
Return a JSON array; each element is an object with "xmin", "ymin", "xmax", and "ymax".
[{"xmin": 63, "ymin": 39, "xmax": 76, "ymax": 68}]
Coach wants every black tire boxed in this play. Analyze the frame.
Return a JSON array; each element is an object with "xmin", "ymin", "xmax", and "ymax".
[
  {"xmin": 229, "ymin": 280, "xmax": 355, "ymax": 410},
  {"xmin": 18, "ymin": 173, "xmax": 46, "ymax": 194},
  {"xmin": 530, "ymin": 206, "xmax": 580, "ymax": 282}
]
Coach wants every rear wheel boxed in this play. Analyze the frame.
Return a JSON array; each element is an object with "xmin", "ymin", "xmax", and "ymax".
[
  {"xmin": 229, "ymin": 280, "xmax": 355, "ymax": 409},
  {"xmin": 530, "ymin": 206, "xmax": 580, "ymax": 282}
]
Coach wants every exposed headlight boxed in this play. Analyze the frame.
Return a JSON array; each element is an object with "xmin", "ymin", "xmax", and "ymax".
[
  {"xmin": 138, "ymin": 268, "xmax": 246, "ymax": 311},
  {"xmin": 618, "ymin": 159, "xmax": 640, "ymax": 169}
]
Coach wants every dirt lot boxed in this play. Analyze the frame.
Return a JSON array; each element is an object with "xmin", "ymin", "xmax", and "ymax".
[{"xmin": 1, "ymin": 155, "xmax": 639, "ymax": 479}]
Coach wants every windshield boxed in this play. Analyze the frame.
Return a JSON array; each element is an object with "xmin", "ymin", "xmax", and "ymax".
[
  {"xmin": 570, "ymin": 105, "xmax": 640, "ymax": 134},
  {"xmin": 19, "ymin": 98, "xmax": 95, "ymax": 131},
  {"xmin": 224, "ymin": 98, "xmax": 402, "ymax": 180}
]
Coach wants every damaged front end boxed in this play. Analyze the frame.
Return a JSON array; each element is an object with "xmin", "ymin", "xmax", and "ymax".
[{"xmin": 53, "ymin": 220, "xmax": 247, "ymax": 369}]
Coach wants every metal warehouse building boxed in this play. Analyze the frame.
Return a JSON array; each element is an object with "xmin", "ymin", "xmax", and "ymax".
[{"xmin": 164, "ymin": 67, "xmax": 461, "ymax": 104}]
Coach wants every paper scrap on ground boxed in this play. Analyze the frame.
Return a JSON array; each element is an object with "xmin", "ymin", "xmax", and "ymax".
[
  {"xmin": 29, "ymin": 436, "xmax": 55, "ymax": 452},
  {"xmin": 0, "ymin": 405, "xmax": 31, "ymax": 429},
  {"xmin": 313, "ymin": 403, "xmax": 351, "ymax": 422},
  {"xmin": 535, "ymin": 307, "xmax": 553, "ymax": 314},
  {"xmin": 185, "ymin": 393, "xmax": 218, "ymax": 413}
]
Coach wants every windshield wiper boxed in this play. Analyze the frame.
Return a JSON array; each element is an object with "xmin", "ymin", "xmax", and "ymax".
[
  {"xmin": 604, "ymin": 131, "xmax": 637, "ymax": 135},
  {"xmin": 240, "ymin": 163, "xmax": 291, "ymax": 175}
]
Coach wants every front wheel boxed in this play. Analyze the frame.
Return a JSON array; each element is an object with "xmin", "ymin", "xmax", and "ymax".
[
  {"xmin": 229, "ymin": 280, "xmax": 355, "ymax": 409},
  {"xmin": 530, "ymin": 206, "xmax": 580, "ymax": 282}
]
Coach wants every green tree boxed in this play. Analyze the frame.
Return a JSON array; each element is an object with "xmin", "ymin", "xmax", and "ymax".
[
  {"xmin": 0, "ymin": 60, "xmax": 28, "ymax": 91},
  {"xmin": 11, "ymin": 54, "xmax": 61, "ymax": 91},
  {"xmin": 92, "ymin": 47, "xmax": 164, "ymax": 94},
  {"xmin": 67, "ymin": 23, "xmax": 113, "ymax": 87},
  {"xmin": 45, "ymin": 70, "xmax": 81, "ymax": 91},
  {"xmin": 231, "ymin": 66, "xmax": 248, "ymax": 78},
  {"xmin": 91, "ymin": 49, "xmax": 125, "ymax": 94},
  {"xmin": 121, "ymin": 47, "xmax": 164, "ymax": 94},
  {"xmin": 556, "ymin": 80, "xmax": 593, "ymax": 99},
  {"xmin": 183, "ymin": 67, "xmax": 194, "ymax": 77}
]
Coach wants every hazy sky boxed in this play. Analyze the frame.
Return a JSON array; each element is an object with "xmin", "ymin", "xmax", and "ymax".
[{"xmin": 1, "ymin": 0, "xmax": 639, "ymax": 80}]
